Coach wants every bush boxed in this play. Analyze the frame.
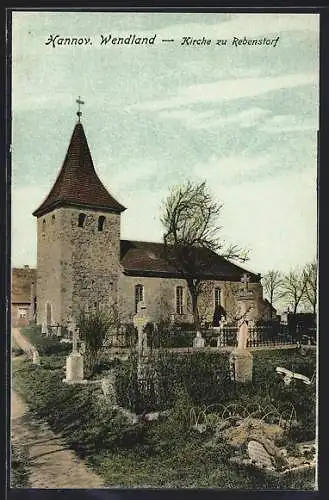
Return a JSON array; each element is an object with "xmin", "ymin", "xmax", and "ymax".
[
  {"xmin": 21, "ymin": 325, "xmax": 72, "ymax": 356},
  {"xmin": 145, "ymin": 321, "xmax": 194, "ymax": 348},
  {"xmin": 78, "ymin": 307, "xmax": 119, "ymax": 377},
  {"xmin": 115, "ymin": 348, "xmax": 316, "ymax": 443},
  {"xmin": 116, "ymin": 350, "xmax": 233, "ymax": 413}
]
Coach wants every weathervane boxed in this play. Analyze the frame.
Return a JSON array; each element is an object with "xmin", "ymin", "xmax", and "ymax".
[{"xmin": 76, "ymin": 96, "xmax": 84, "ymax": 122}]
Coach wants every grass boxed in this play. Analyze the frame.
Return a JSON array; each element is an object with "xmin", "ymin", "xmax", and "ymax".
[
  {"xmin": 11, "ymin": 333, "xmax": 316, "ymax": 489},
  {"xmin": 10, "ymin": 443, "xmax": 31, "ymax": 488}
]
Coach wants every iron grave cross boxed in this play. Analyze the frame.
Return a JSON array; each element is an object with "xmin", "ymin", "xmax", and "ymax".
[{"xmin": 76, "ymin": 96, "xmax": 85, "ymax": 122}]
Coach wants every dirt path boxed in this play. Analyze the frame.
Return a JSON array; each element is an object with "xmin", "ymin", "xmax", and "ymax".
[{"xmin": 11, "ymin": 329, "xmax": 104, "ymax": 489}]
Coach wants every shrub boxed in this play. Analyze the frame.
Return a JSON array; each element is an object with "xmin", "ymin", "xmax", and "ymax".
[
  {"xmin": 21, "ymin": 325, "xmax": 71, "ymax": 356},
  {"xmin": 78, "ymin": 307, "xmax": 118, "ymax": 377},
  {"xmin": 116, "ymin": 350, "xmax": 233, "ymax": 412}
]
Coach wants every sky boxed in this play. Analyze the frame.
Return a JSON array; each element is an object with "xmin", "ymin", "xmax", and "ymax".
[{"xmin": 11, "ymin": 11, "xmax": 319, "ymax": 276}]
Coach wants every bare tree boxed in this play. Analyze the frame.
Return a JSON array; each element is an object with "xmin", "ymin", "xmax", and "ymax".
[
  {"xmin": 161, "ymin": 180, "xmax": 249, "ymax": 331},
  {"xmin": 280, "ymin": 268, "xmax": 307, "ymax": 314},
  {"xmin": 261, "ymin": 270, "xmax": 283, "ymax": 319},
  {"xmin": 302, "ymin": 260, "xmax": 317, "ymax": 314}
]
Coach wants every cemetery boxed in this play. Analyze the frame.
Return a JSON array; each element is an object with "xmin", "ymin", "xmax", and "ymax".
[
  {"xmin": 10, "ymin": 111, "xmax": 317, "ymax": 489},
  {"xmin": 12, "ymin": 298, "xmax": 316, "ymax": 489}
]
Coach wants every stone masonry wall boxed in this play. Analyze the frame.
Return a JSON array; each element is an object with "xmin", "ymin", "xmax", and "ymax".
[
  {"xmin": 36, "ymin": 206, "xmax": 121, "ymax": 326},
  {"xmin": 118, "ymin": 274, "xmax": 264, "ymax": 325},
  {"xmin": 36, "ymin": 208, "xmax": 63, "ymax": 325}
]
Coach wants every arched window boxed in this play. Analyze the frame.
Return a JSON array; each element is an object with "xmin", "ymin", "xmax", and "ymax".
[
  {"xmin": 98, "ymin": 215, "xmax": 105, "ymax": 232},
  {"xmin": 135, "ymin": 284, "xmax": 144, "ymax": 313},
  {"xmin": 52, "ymin": 214, "xmax": 56, "ymax": 224},
  {"xmin": 176, "ymin": 286, "xmax": 184, "ymax": 315},
  {"xmin": 42, "ymin": 219, "xmax": 46, "ymax": 234},
  {"xmin": 78, "ymin": 213, "xmax": 87, "ymax": 228}
]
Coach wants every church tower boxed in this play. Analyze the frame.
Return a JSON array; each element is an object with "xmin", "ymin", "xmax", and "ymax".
[{"xmin": 33, "ymin": 109, "xmax": 126, "ymax": 327}]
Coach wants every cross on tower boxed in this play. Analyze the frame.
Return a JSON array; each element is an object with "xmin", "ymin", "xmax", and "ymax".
[
  {"xmin": 76, "ymin": 96, "xmax": 85, "ymax": 122},
  {"xmin": 241, "ymin": 273, "xmax": 250, "ymax": 293}
]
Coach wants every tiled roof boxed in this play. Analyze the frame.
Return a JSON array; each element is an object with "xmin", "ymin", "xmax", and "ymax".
[
  {"xmin": 33, "ymin": 122, "xmax": 126, "ymax": 217},
  {"xmin": 11, "ymin": 267, "xmax": 36, "ymax": 304},
  {"xmin": 120, "ymin": 240, "xmax": 260, "ymax": 281}
]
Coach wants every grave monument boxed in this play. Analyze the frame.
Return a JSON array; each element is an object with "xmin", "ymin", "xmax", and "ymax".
[
  {"xmin": 229, "ymin": 273, "xmax": 254, "ymax": 383},
  {"xmin": 63, "ymin": 325, "xmax": 84, "ymax": 384}
]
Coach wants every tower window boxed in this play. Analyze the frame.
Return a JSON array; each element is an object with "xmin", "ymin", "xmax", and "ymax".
[
  {"xmin": 78, "ymin": 213, "xmax": 87, "ymax": 227},
  {"xmin": 42, "ymin": 219, "xmax": 46, "ymax": 234},
  {"xmin": 176, "ymin": 286, "xmax": 184, "ymax": 315},
  {"xmin": 135, "ymin": 284, "xmax": 144, "ymax": 313},
  {"xmin": 52, "ymin": 214, "xmax": 56, "ymax": 223},
  {"xmin": 98, "ymin": 215, "xmax": 105, "ymax": 232}
]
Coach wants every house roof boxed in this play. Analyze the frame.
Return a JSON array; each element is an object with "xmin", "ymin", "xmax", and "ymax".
[
  {"xmin": 120, "ymin": 240, "xmax": 260, "ymax": 281},
  {"xmin": 11, "ymin": 267, "xmax": 36, "ymax": 304},
  {"xmin": 33, "ymin": 122, "xmax": 126, "ymax": 217}
]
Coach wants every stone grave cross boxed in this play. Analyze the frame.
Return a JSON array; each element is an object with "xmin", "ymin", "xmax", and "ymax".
[
  {"xmin": 229, "ymin": 273, "xmax": 254, "ymax": 383},
  {"xmin": 133, "ymin": 301, "xmax": 150, "ymax": 356}
]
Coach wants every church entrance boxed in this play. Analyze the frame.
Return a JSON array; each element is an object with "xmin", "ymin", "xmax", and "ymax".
[{"xmin": 212, "ymin": 304, "xmax": 226, "ymax": 327}]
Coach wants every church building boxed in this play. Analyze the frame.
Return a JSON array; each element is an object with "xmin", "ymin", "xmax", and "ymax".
[{"xmin": 32, "ymin": 113, "xmax": 267, "ymax": 329}]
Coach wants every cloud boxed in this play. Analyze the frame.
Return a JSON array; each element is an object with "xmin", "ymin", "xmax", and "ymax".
[
  {"xmin": 155, "ymin": 13, "xmax": 318, "ymax": 39},
  {"xmin": 158, "ymin": 106, "xmax": 271, "ymax": 130},
  {"xmin": 129, "ymin": 73, "xmax": 317, "ymax": 112},
  {"xmin": 260, "ymin": 114, "xmax": 318, "ymax": 133},
  {"xmin": 190, "ymin": 154, "xmax": 271, "ymax": 187},
  {"xmin": 208, "ymin": 167, "xmax": 317, "ymax": 274},
  {"xmin": 11, "ymin": 185, "xmax": 46, "ymax": 266}
]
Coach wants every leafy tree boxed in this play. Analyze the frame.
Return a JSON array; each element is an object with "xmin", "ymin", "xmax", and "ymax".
[
  {"xmin": 161, "ymin": 180, "xmax": 249, "ymax": 331},
  {"xmin": 261, "ymin": 270, "xmax": 283, "ymax": 318},
  {"xmin": 302, "ymin": 260, "xmax": 317, "ymax": 314}
]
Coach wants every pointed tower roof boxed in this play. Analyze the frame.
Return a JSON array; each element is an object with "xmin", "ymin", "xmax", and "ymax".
[{"xmin": 33, "ymin": 122, "xmax": 126, "ymax": 217}]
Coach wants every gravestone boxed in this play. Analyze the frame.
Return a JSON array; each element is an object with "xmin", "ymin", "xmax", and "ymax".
[
  {"xmin": 32, "ymin": 349, "xmax": 40, "ymax": 365},
  {"xmin": 133, "ymin": 301, "xmax": 150, "ymax": 356},
  {"xmin": 216, "ymin": 319, "xmax": 226, "ymax": 347},
  {"xmin": 193, "ymin": 330, "xmax": 205, "ymax": 348},
  {"xmin": 229, "ymin": 274, "xmax": 254, "ymax": 383},
  {"xmin": 247, "ymin": 440, "xmax": 274, "ymax": 469},
  {"xmin": 56, "ymin": 324, "xmax": 62, "ymax": 337},
  {"xmin": 63, "ymin": 326, "xmax": 84, "ymax": 384},
  {"xmin": 41, "ymin": 322, "xmax": 48, "ymax": 336},
  {"xmin": 133, "ymin": 302, "xmax": 159, "ymax": 395}
]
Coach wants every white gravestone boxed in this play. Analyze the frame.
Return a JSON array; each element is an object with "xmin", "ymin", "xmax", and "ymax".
[
  {"xmin": 216, "ymin": 319, "xmax": 226, "ymax": 347},
  {"xmin": 56, "ymin": 324, "xmax": 61, "ymax": 337},
  {"xmin": 133, "ymin": 302, "xmax": 150, "ymax": 356},
  {"xmin": 193, "ymin": 330, "xmax": 205, "ymax": 348},
  {"xmin": 63, "ymin": 327, "xmax": 84, "ymax": 384},
  {"xmin": 229, "ymin": 274, "xmax": 254, "ymax": 383},
  {"xmin": 41, "ymin": 322, "xmax": 48, "ymax": 336},
  {"xmin": 32, "ymin": 349, "xmax": 40, "ymax": 365}
]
